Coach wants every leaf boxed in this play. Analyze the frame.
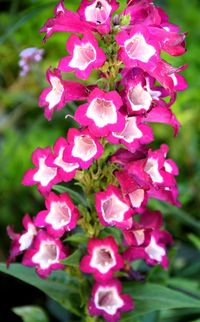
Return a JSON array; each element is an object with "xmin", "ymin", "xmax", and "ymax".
[
  {"xmin": 0, "ymin": 263, "xmax": 81, "ymax": 317},
  {"xmin": 12, "ymin": 306, "xmax": 49, "ymax": 322},
  {"xmin": 188, "ymin": 234, "xmax": 200, "ymax": 250},
  {"xmin": 53, "ymin": 185, "xmax": 87, "ymax": 207},
  {"xmin": 121, "ymin": 282, "xmax": 200, "ymax": 320},
  {"xmin": 64, "ymin": 233, "xmax": 88, "ymax": 245},
  {"xmin": 61, "ymin": 249, "xmax": 83, "ymax": 267}
]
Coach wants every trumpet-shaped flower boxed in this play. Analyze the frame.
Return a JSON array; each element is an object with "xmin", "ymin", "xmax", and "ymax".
[
  {"xmin": 88, "ymin": 279, "xmax": 134, "ymax": 321},
  {"xmin": 34, "ymin": 192, "xmax": 79, "ymax": 237},
  {"xmin": 58, "ymin": 33, "xmax": 106, "ymax": 80},
  {"xmin": 80, "ymin": 236, "xmax": 124, "ymax": 281}
]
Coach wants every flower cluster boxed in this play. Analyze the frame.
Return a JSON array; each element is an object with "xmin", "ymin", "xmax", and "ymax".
[
  {"xmin": 19, "ymin": 47, "xmax": 44, "ymax": 77},
  {"xmin": 8, "ymin": 0, "xmax": 187, "ymax": 321}
]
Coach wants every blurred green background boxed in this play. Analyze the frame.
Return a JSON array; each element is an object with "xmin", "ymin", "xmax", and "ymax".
[{"xmin": 0, "ymin": 0, "xmax": 200, "ymax": 321}]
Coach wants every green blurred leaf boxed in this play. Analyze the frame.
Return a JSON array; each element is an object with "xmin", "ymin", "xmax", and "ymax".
[
  {"xmin": 53, "ymin": 185, "xmax": 87, "ymax": 207},
  {"xmin": 188, "ymin": 234, "xmax": 200, "ymax": 250},
  {"xmin": 121, "ymin": 282, "xmax": 200, "ymax": 320},
  {"xmin": 13, "ymin": 305, "xmax": 49, "ymax": 322},
  {"xmin": 61, "ymin": 249, "xmax": 83, "ymax": 267},
  {"xmin": 64, "ymin": 233, "xmax": 88, "ymax": 245},
  {"xmin": 0, "ymin": 263, "xmax": 81, "ymax": 317}
]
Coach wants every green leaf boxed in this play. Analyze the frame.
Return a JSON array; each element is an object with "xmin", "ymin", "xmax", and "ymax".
[
  {"xmin": 0, "ymin": 263, "xmax": 81, "ymax": 317},
  {"xmin": 53, "ymin": 185, "xmax": 87, "ymax": 207},
  {"xmin": 188, "ymin": 234, "xmax": 200, "ymax": 250},
  {"xmin": 64, "ymin": 233, "xmax": 88, "ymax": 245},
  {"xmin": 121, "ymin": 282, "xmax": 200, "ymax": 320},
  {"xmin": 12, "ymin": 306, "xmax": 49, "ymax": 322},
  {"xmin": 61, "ymin": 249, "xmax": 83, "ymax": 267}
]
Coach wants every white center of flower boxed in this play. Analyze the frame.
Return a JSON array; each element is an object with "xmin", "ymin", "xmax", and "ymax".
[
  {"xmin": 95, "ymin": 286, "xmax": 124, "ymax": 315},
  {"xmin": 85, "ymin": 0, "xmax": 112, "ymax": 24},
  {"xmin": 45, "ymin": 201, "xmax": 71, "ymax": 230},
  {"xmin": 72, "ymin": 135, "xmax": 97, "ymax": 161},
  {"xmin": 144, "ymin": 157, "xmax": 163, "ymax": 183},
  {"xmin": 54, "ymin": 147, "xmax": 79, "ymax": 173},
  {"xmin": 113, "ymin": 117, "xmax": 142, "ymax": 143},
  {"xmin": 128, "ymin": 83, "xmax": 152, "ymax": 112},
  {"xmin": 19, "ymin": 223, "xmax": 37, "ymax": 251},
  {"xmin": 164, "ymin": 161, "xmax": 173, "ymax": 173},
  {"xmin": 125, "ymin": 33, "xmax": 156, "ymax": 63},
  {"xmin": 145, "ymin": 236, "xmax": 165, "ymax": 262},
  {"xmin": 90, "ymin": 246, "xmax": 116, "ymax": 274},
  {"xmin": 101, "ymin": 194, "xmax": 129, "ymax": 224},
  {"xmin": 33, "ymin": 157, "xmax": 57, "ymax": 187},
  {"xmin": 32, "ymin": 240, "xmax": 59, "ymax": 269},
  {"xmin": 46, "ymin": 76, "xmax": 64, "ymax": 110},
  {"xmin": 129, "ymin": 189, "xmax": 144, "ymax": 208},
  {"xmin": 69, "ymin": 42, "xmax": 96, "ymax": 70},
  {"xmin": 86, "ymin": 98, "xmax": 117, "ymax": 128},
  {"xmin": 133, "ymin": 229, "xmax": 145, "ymax": 246}
]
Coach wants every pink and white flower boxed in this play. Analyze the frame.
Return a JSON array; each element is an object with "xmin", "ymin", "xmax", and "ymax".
[
  {"xmin": 88, "ymin": 279, "xmax": 134, "ymax": 322},
  {"xmin": 124, "ymin": 229, "xmax": 173, "ymax": 269},
  {"xmin": 116, "ymin": 25, "xmax": 159, "ymax": 71},
  {"xmin": 80, "ymin": 236, "xmax": 124, "ymax": 281},
  {"xmin": 78, "ymin": 0, "xmax": 119, "ymax": 33},
  {"xmin": 108, "ymin": 116, "xmax": 154, "ymax": 152},
  {"xmin": 39, "ymin": 68, "xmax": 87, "ymax": 120},
  {"xmin": 95, "ymin": 185, "xmax": 134, "ymax": 229},
  {"xmin": 22, "ymin": 147, "xmax": 60, "ymax": 195},
  {"xmin": 58, "ymin": 33, "xmax": 106, "ymax": 80},
  {"xmin": 22, "ymin": 231, "xmax": 67, "ymax": 278},
  {"xmin": 64, "ymin": 128, "xmax": 104, "ymax": 169},
  {"xmin": 74, "ymin": 88, "xmax": 125, "ymax": 137},
  {"xmin": 47, "ymin": 137, "xmax": 79, "ymax": 182},
  {"xmin": 7, "ymin": 214, "xmax": 37, "ymax": 263},
  {"xmin": 34, "ymin": 192, "xmax": 79, "ymax": 237}
]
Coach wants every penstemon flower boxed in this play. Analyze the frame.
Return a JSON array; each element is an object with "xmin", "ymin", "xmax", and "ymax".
[{"xmin": 7, "ymin": 0, "xmax": 188, "ymax": 321}]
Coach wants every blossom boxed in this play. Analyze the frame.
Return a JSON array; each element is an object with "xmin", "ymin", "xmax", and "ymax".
[
  {"xmin": 74, "ymin": 88, "xmax": 125, "ymax": 137},
  {"xmin": 39, "ymin": 68, "xmax": 87, "ymax": 120},
  {"xmin": 64, "ymin": 128, "xmax": 104, "ymax": 169},
  {"xmin": 116, "ymin": 25, "xmax": 159, "ymax": 71},
  {"xmin": 7, "ymin": 214, "xmax": 37, "ymax": 263},
  {"xmin": 22, "ymin": 147, "xmax": 60, "ymax": 195},
  {"xmin": 19, "ymin": 47, "xmax": 44, "ymax": 77},
  {"xmin": 95, "ymin": 185, "xmax": 134, "ymax": 229},
  {"xmin": 88, "ymin": 279, "xmax": 134, "ymax": 321},
  {"xmin": 78, "ymin": 0, "xmax": 119, "ymax": 33},
  {"xmin": 124, "ymin": 229, "xmax": 173, "ymax": 269},
  {"xmin": 107, "ymin": 116, "xmax": 154, "ymax": 153},
  {"xmin": 80, "ymin": 236, "xmax": 124, "ymax": 281},
  {"xmin": 22, "ymin": 231, "xmax": 67, "ymax": 278},
  {"xmin": 58, "ymin": 33, "xmax": 106, "ymax": 80},
  {"xmin": 47, "ymin": 137, "xmax": 79, "ymax": 182},
  {"xmin": 34, "ymin": 192, "xmax": 79, "ymax": 237}
]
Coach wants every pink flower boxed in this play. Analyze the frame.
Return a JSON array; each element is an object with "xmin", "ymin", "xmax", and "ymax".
[
  {"xmin": 74, "ymin": 88, "xmax": 125, "ymax": 137},
  {"xmin": 88, "ymin": 279, "xmax": 134, "ymax": 321},
  {"xmin": 19, "ymin": 47, "xmax": 44, "ymax": 77},
  {"xmin": 22, "ymin": 231, "xmax": 67, "ymax": 278},
  {"xmin": 107, "ymin": 116, "xmax": 154, "ymax": 153},
  {"xmin": 123, "ymin": 210, "xmax": 163, "ymax": 247},
  {"xmin": 22, "ymin": 147, "xmax": 60, "ymax": 195},
  {"xmin": 124, "ymin": 229, "xmax": 173, "ymax": 269},
  {"xmin": 47, "ymin": 137, "xmax": 79, "ymax": 182},
  {"xmin": 58, "ymin": 33, "xmax": 106, "ymax": 80},
  {"xmin": 40, "ymin": 1, "xmax": 94, "ymax": 42},
  {"xmin": 116, "ymin": 25, "xmax": 159, "ymax": 71},
  {"xmin": 39, "ymin": 68, "xmax": 88, "ymax": 120},
  {"xmin": 95, "ymin": 185, "xmax": 134, "ymax": 229},
  {"xmin": 78, "ymin": 0, "xmax": 119, "ymax": 33},
  {"xmin": 64, "ymin": 128, "xmax": 104, "ymax": 169},
  {"xmin": 34, "ymin": 192, "xmax": 79, "ymax": 237},
  {"xmin": 80, "ymin": 236, "xmax": 124, "ymax": 281},
  {"xmin": 7, "ymin": 214, "xmax": 37, "ymax": 263}
]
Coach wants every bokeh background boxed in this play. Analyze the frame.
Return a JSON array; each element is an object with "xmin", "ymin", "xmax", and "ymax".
[{"xmin": 0, "ymin": 0, "xmax": 200, "ymax": 321}]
